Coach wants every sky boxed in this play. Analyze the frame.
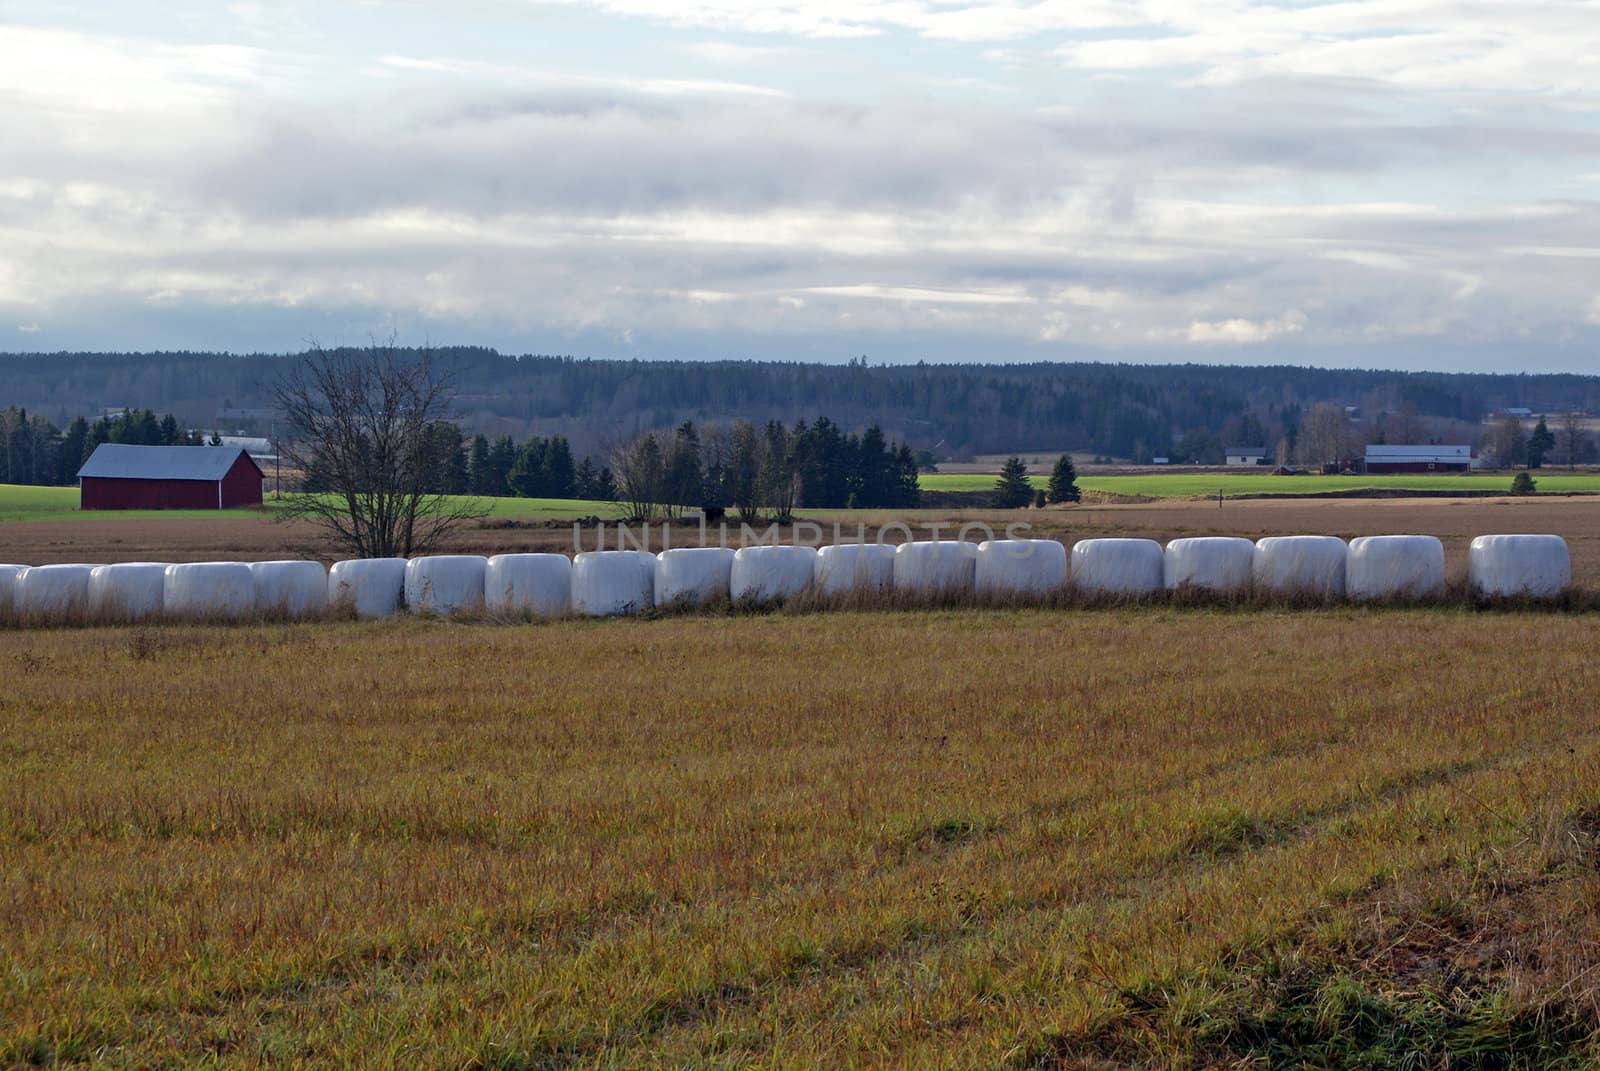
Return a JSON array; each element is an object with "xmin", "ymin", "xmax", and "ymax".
[{"xmin": 4, "ymin": 1, "xmax": 1600, "ymax": 371}]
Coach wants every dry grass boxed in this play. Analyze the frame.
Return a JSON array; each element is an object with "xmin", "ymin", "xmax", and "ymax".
[{"xmin": 5, "ymin": 610, "xmax": 1600, "ymax": 1067}]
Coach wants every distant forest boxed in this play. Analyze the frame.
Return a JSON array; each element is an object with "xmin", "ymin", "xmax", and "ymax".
[{"xmin": 5, "ymin": 348, "xmax": 1600, "ymax": 461}]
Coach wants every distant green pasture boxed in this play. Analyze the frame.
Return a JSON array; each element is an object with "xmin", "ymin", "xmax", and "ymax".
[
  {"xmin": 917, "ymin": 472, "xmax": 1600, "ymax": 498},
  {"xmin": 0, "ymin": 485, "xmax": 628, "ymax": 523}
]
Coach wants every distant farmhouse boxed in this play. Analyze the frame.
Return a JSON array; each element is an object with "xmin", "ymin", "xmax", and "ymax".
[
  {"xmin": 1363, "ymin": 444, "xmax": 1476, "ymax": 474},
  {"xmin": 77, "ymin": 444, "xmax": 264, "ymax": 510},
  {"xmin": 1225, "ymin": 446, "xmax": 1268, "ymax": 466}
]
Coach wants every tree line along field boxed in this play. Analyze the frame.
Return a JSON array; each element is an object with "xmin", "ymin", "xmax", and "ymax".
[
  {"xmin": 5, "ymin": 610, "xmax": 1600, "ymax": 1066},
  {"xmin": 9, "ymin": 470, "xmax": 1600, "ymax": 522}
]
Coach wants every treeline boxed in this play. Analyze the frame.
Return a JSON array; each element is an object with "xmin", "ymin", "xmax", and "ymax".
[
  {"xmin": 10, "ymin": 348, "xmax": 1600, "ymax": 460},
  {"xmin": 0, "ymin": 406, "xmax": 208, "ymax": 487},
  {"xmin": 610, "ymin": 417, "xmax": 920, "ymax": 521}
]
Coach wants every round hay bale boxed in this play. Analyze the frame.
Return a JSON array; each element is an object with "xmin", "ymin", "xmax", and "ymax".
[
  {"xmin": 655, "ymin": 547, "xmax": 734, "ymax": 608},
  {"xmin": 814, "ymin": 543, "xmax": 896, "ymax": 597},
  {"xmin": 1164, "ymin": 537, "xmax": 1255, "ymax": 595},
  {"xmin": 250, "ymin": 560, "xmax": 328, "ymax": 619},
  {"xmin": 892, "ymin": 541, "xmax": 976, "ymax": 597},
  {"xmin": 328, "ymin": 558, "xmax": 408, "ymax": 618},
  {"xmin": 1070, "ymin": 538, "xmax": 1164, "ymax": 597},
  {"xmin": 403, "ymin": 555, "xmax": 487, "ymax": 617},
  {"xmin": 1346, "ymin": 535, "xmax": 1445, "ymax": 601},
  {"xmin": 1468, "ymin": 534, "xmax": 1569, "ymax": 598},
  {"xmin": 1252, "ymin": 536, "xmax": 1347, "ymax": 599},
  {"xmin": 88, "ymin": 563, "xmax": 169, "ymax": 622},
  {"xmin": 164, "ymin": 562, "xmax": 255, "ymax": 620},
  {"xmin": 571, "ymin": 550, "xmax": 655, "ymax": 616},
  {"xmin": 974, "ymin": 539, "xmax": 1067, "ymax": 597},
  {"xmin": 16, "ymin": 563, "xmax": 94, "ymax": 624},
  {"xmin": 485, "ymin": 553, "xmax": 572, "ymax": 618},
  {"xmin": 730, "ymin": 545, "xmax": 817, "ymax": 604}
]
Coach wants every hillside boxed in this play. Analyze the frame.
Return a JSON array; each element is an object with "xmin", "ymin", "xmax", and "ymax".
[{"xmin": 6, "ymin": 349, "xmax": 1599, "ymax": 460}]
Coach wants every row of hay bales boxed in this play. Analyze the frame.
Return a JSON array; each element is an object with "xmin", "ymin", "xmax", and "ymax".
[{"xmin": 0, "ymin": 534, "xmax": 1572, "ymax": 625}]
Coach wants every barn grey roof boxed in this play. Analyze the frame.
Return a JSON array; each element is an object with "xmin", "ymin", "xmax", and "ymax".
[{"xmin": 78, "ymin": 443, "xmax": 253, "ymax": 482}]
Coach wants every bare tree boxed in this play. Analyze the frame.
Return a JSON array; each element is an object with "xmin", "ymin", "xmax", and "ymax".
[
  {"xmin": 1560, "ymin": 411, "xmax": 1587, "ymax": 470},
  {"xmin": 1294, "ymin": 404, "xmax": 1351, "ymax": 470},
  {"xmin": 1480, "ymin": 414, "xmax": 1527, "ymax": 470},
  {"xmin": 609, "ymin": 431, "xmax": 666, "ymax": 521},
  {"xmin": 274, "ymin": 340, "xmax": 486, "ymax": 557}
]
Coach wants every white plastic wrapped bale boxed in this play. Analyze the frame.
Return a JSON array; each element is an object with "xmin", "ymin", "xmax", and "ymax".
[
  {"xmin": 814, "ymin": 543, "xmax": 896, "ymax": 597},
  {"xmin": 484, "ymin": 553, "xmax": 572, "ymax": 618},
  {"xmin": 892, "ymin": 540, "xmax": 976, "ymax": 597},
  {"xmin": 0, "ymin": 564, "xmax": 27, "ymax": 617},
  {"xmin": 1070, "ymin": 538, "xmax": 1164, "ymax": 597},
  {"xmin": 88, "ymin": 563, "xmax": 169, "ymax": 621},
  {"xmin": 1346, "ymin": 535, "xmax": 1445, "ymax": 601},
  {"xmin": 164, "ymin": 562, "xmax": 255, "ymax": 620},
  {"xmin": 655, "ymin": 547, "xmax": 734, "ymax": 607},
  {"xmin": 327, "ymin": 558, "xmax": 407, "ymax": 618},
  {"xmin": 974, "ymin": 539, "xmax": 1068, "ymax": 597},
  {"xmin": 730, "ymin": 545, "xmax": 817, "ymax": 604},
  {"xmin": 571, "ymin": 550, "xmax": 656, "ymax": 617},
  {"xmin": 1468, "ymin": 534, "xmax": 1570, "ymax": 598},
  {"xmin": 1164, "ymin": 537, "xmax": 1255, "ymax": 594},
  {"xmin": 16, "ymin": 563, "xmax": 93, "ymax": 623},
  {"xmin": 404, "ymin": 555, "xmax": 488, "ymax": 617},
  {"xmin": 1252, "ymin": 537, "xmax": 1347, "ymax": 599},
  {"xmin": 250, "ymin": 560, "xmax": 328, "ymax": 619}
]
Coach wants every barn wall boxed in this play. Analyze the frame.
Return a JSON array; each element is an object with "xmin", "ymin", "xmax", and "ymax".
[
  {"xmin": 1365, "ymin": 461, "xmax": 1471, "ymax": 474},
  {"xmin": 220, "ymin": 454, "xmax": 265, "ymax": 508},
  {"xmin": 80, "ymin": 477, "xmax": 222, "ymax": 510}
]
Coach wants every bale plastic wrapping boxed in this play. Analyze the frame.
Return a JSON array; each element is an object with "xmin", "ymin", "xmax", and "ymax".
[
  {"xmin": 892, "ymin": 541, "xmax": 976, "ymax": 597},
  {"xmin": 88, "ymin": 563, "xmax": 169, "ymax": 621},
  {"xmin": 404, "ymin": 555, "xmax": 487, "ymax": 616},
  {"xmin": 1252, "ymin": 537, "xmax": 1347, "ymax": 598},
  {"xmin": 250, "ymin": 560, "xmax": 328, "ymax": 618},
  {"xmin": 974, "ymin": 539, "xmax": 1067, "ymax": 597},
  {"xmin": 0, "ymin": 564, "xmax": 28, "ymax": 616},
  {"xmin": 730, "ymin": 545, "xmax": 817, "ymax": 604},
  {"xmin": 1346, "ymin": 535, "xmax": 1445, "ymax": 601},
  {"xmin": 1164, "ymin": 537, "xmax": 1256, "ymax": 594},
  {"xmin": 17, "ymin": 563, "xmax": 93, "ymax": 622},
  {"xmin": 327, "ymin": 558, "xmax": 407, "ymax": 618},
  {"xmin": 655, "ymin": 547, "xmax": 734, "ymax": 607},
  {"xmin": 1468, "ymin": 534, "xmax": 1569, "ymax": 598},
  {"xmin": 1070, "ymin": 538, "xmax": 1164, "ymax": 596},
  {"xmin": 164, "ymin": 562, "xmax": 255, "ymax": 619},
  {"xmin": 484, "ymin": 554, "xmax": 571, "ymax": 617},
  {"xmin": 571, "ymin": 550, "xmax": 655, "ymax": 616},
  {"xmin": 813, "ymin": 543, "xmax": 896, "ymax": 597}
]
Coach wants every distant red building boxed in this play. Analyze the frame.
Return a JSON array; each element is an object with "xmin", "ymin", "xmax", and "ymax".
[{"xmin": 77, "ymin": 444, "xmax": 264, "ymax": 510}]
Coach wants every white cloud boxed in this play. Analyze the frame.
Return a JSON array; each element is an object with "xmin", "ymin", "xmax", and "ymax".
[
  {"xmin": 1187, "ymin": 311, "xmax": 1308, "ymax": 345},
  {"xmin": 17, "ymin": 322, "xmax": 42, "ymax": 333}
]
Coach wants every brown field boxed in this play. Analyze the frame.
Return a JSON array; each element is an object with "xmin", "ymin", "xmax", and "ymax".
[
  {"xmin": 6, "ymin": 610, "xmax": 1600, "ymax": 1066},
  {"xmin": 9, "ymin": 494, "xmax": 1600, "ymax": 587}
]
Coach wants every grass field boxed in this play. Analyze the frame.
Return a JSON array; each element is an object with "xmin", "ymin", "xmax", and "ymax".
[
  {"xmin": 0, "ymin": 485, "xmax": 628, "ymax": 523},
  {"xmin": 6, "ymin": 610, "xmax": 1600, "ymax": 1066},
  {"xmin": 919, "ymin": 471, "xmax": 1600, "ymax": 497}
]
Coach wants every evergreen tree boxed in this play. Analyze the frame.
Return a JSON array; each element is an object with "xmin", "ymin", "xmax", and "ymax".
[
  {"xmin": 468, "ymin": 434, "xmax": 493, "ymax": 495},
  {"xmin": 544, "ymin": 436, "xmax": 577, "ymax": 498},
  {"xmin": 507, "ymin": 437, "xmax": 549, "ymax": 497},
  {"xmin": 993, "ymin": 456, "xmax": 1034, "ymax": 509},
  {"xmin": 727, "ymin": 420, "xmax": 763, "ymax": 520},
  {"xmin": 486, "ymin": 435, "xmax": 517, "ymax": 495},
  {"xmin": 663, "ymin": 421, "xmax": 703, "ymax": 508},
  {"xmin": 1046, "ymin": 454, "xmax": 1080, "ymax": 503},
  {"xmin": 574, "ymin": 455, "xmax": 597, "ymax": 499},
  {"xmin": 1528, "ymin": 416, "xmax": 1555, "ymax": 469},
  {"xmin": 592, "ymin": 466, "xmax": 618, "ymax": 502}
]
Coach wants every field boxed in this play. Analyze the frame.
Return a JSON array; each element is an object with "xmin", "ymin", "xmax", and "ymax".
[
  {"xmin": 6, "ymin": 611, "xmax": 1600, "ymax": 1066},
  {"xmin": 918, "ymin": 471, "xmax": 1600, "ymax": 497}
]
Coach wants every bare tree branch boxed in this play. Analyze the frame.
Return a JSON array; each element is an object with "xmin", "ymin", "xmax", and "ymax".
[{"xmin": 274, "ymin": 338, "xmax": 487, "ymax": 557}]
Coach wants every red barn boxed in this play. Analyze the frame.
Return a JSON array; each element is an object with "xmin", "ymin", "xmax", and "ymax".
[{"xmin": 78, "ymin": 444, "xmax": 265, "ymax": 510}]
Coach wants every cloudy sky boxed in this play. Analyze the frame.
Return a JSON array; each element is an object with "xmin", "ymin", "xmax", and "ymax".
[{"xmin": 5, "ymin": 1, "xmax": 1600, "ymax": 369}]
